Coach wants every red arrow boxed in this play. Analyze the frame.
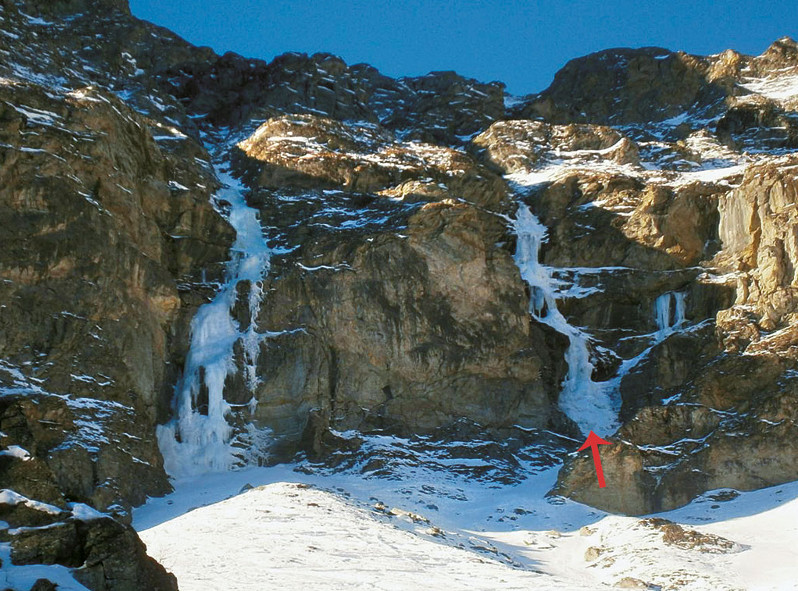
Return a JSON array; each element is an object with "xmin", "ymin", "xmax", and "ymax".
[{"xmin": 578, "ymin": 431, "xmax": 612, "ymax": 488}]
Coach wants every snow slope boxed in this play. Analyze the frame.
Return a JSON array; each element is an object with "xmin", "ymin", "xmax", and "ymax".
[
  {"xmin": 135, "ymin": 462, "xmax": 798, "ymax": 591},
  {"xmin": 138, "ymin": 481, "xmax": 584, "ymax": 591}
]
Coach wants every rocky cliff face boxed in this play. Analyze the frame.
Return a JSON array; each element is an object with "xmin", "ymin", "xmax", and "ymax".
[
  {"xmin": 499, "ymin": 39, "xmax": 798, "ymax": 515},
  {"xmin": 234, "ymin": 115, "xmax": 568, "ymax": 444},
  {"xmin": 2, "ymin": 0, "xmax": 798, "ymax": 585}
]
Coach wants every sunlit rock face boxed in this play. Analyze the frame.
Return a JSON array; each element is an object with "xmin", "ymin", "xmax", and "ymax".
[
  {"xmin": 228, "ymin": 114, "xmax": 569, "ymax": 443},
  {"xmin": 3, "ymin": 0, "xmax": 798, "ymax": 584}
]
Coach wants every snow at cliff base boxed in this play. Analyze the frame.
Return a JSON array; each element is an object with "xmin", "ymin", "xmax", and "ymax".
[{"xmin": 135, "ymin": 463, "xmax": 798, "ymax": 591}]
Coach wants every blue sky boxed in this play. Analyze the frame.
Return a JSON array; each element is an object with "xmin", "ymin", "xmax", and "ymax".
[{"xmin": 129, "ymin": 0, "xmax": 797, "ymax": 94}]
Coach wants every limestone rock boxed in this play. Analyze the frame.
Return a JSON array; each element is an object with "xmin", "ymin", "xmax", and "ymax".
[
  {"xmin": 479, "ymin": 77, "xmax": 798, "ymax": 514},
  {"xmin": 716, "ymin": 156, "xmax": 798, "ymax": 335},
  {"xmin": 250, "ymin": 197, "xmax": 569, "ymax": 439},
  {"xmin": 559, "ymin": 350, "xmax": 798, "ymax": 514},
  {"xmin": 0, "ymin": 490, "xmax": 176, "ymax": 590},
  {"xmin": 161, "ymin": 53, "xmax": 504, "ymax": 144},
  {"xmin": 220, "ymin": 114, "xmax": 572, "ymax": 442},
  {"xmin": 640, "ymin": 518, "xmax": 739, "ymax": 553},
  {"xmin": 615, "ymin": 577, "xmax": 650, "ymax": 589},
  {"xmin": 0, "ymin": 79, "xmax": 233, "ymax": 513},
  {"xmin": 29, "ymin": 580, "xmax": 59, "ymax": 591}
]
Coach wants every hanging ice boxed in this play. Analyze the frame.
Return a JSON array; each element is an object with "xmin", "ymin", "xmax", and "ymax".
[
  {"xmin": 513, "ymin": 205, "xmax": 618, "ymax": 436},
  {"xmin": 655, "ymin": 291, "xmax": 687, "ymax": 337},
  {"xmin": 157, "ymin": 168, "xmax": 271, "ymax": 478}
]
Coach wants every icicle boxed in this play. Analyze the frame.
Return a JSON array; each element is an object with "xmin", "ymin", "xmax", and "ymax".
[
  {"xmin": 157, "ymin": 168, "xmax": 271, "ymax": 478},
  {"xmin": 655, "ymin": 291, "xmax": 687, "ymax": 337},
  {"xmin": 513, "ymin": 205, "xmax": 618, "ymax": 436},
  {"xmin": 673, "ymin": 291, "xmax": 687, "ymax": 328},
  {"xmin": 655, "ymin": 292, "xmax": 672, "ymax": 336}
]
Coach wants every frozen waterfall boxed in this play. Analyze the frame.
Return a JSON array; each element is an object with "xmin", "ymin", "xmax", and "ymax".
[
  {"xmin": 655, "ymin": 291, "xmax": 687, "ymax": 337},
  {"xmin": 513, "ymin": 205, "xmax": 618, "ymax": 436},
  {"xmin": 157, "ymin": 167, "xmax": 271, "ymax": 478}
]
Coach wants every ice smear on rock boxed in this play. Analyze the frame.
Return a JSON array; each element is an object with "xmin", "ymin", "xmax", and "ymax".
[
  {"xmin": 513, "ymin": 204, "xmax": 619, "ymax": 436},
  {"xmin": 157, "ymin": 166, "xmax": 272, "ymax": 478}
]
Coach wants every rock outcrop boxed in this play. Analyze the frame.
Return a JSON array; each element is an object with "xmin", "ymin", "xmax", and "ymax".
[
  {"xmin": 514, "ymin": 36, "xmax": 798, "ymax": 142},
  {"xmin": 0, "ymin": 76, "xmax": 233, "ymax": 509},
  {"xmin": 1, "ymin": 489, "xmax": 176, "ymax": 590},
  {"xmin": 515, "ymin": 47, "xmax": 728, "ymax": 125},
  {"xmin": 464, "ymin": 48, "xmax": 798, "ymax": 514},
  {"xmin": 0, "ymin": 2, "xmax": 234, "ymax": 587},
  {"xmin": 555, "ymin": 156, "xmax": 798, "ymax": 514},
  {"xmin": 162, "ymin": 53, "xmax": 505, "ymax": 144}
]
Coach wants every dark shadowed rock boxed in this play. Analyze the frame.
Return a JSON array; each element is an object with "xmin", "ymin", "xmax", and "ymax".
[{"xmin": 29, "ymin": 579, "xmax": 59, "ymax": 591}]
